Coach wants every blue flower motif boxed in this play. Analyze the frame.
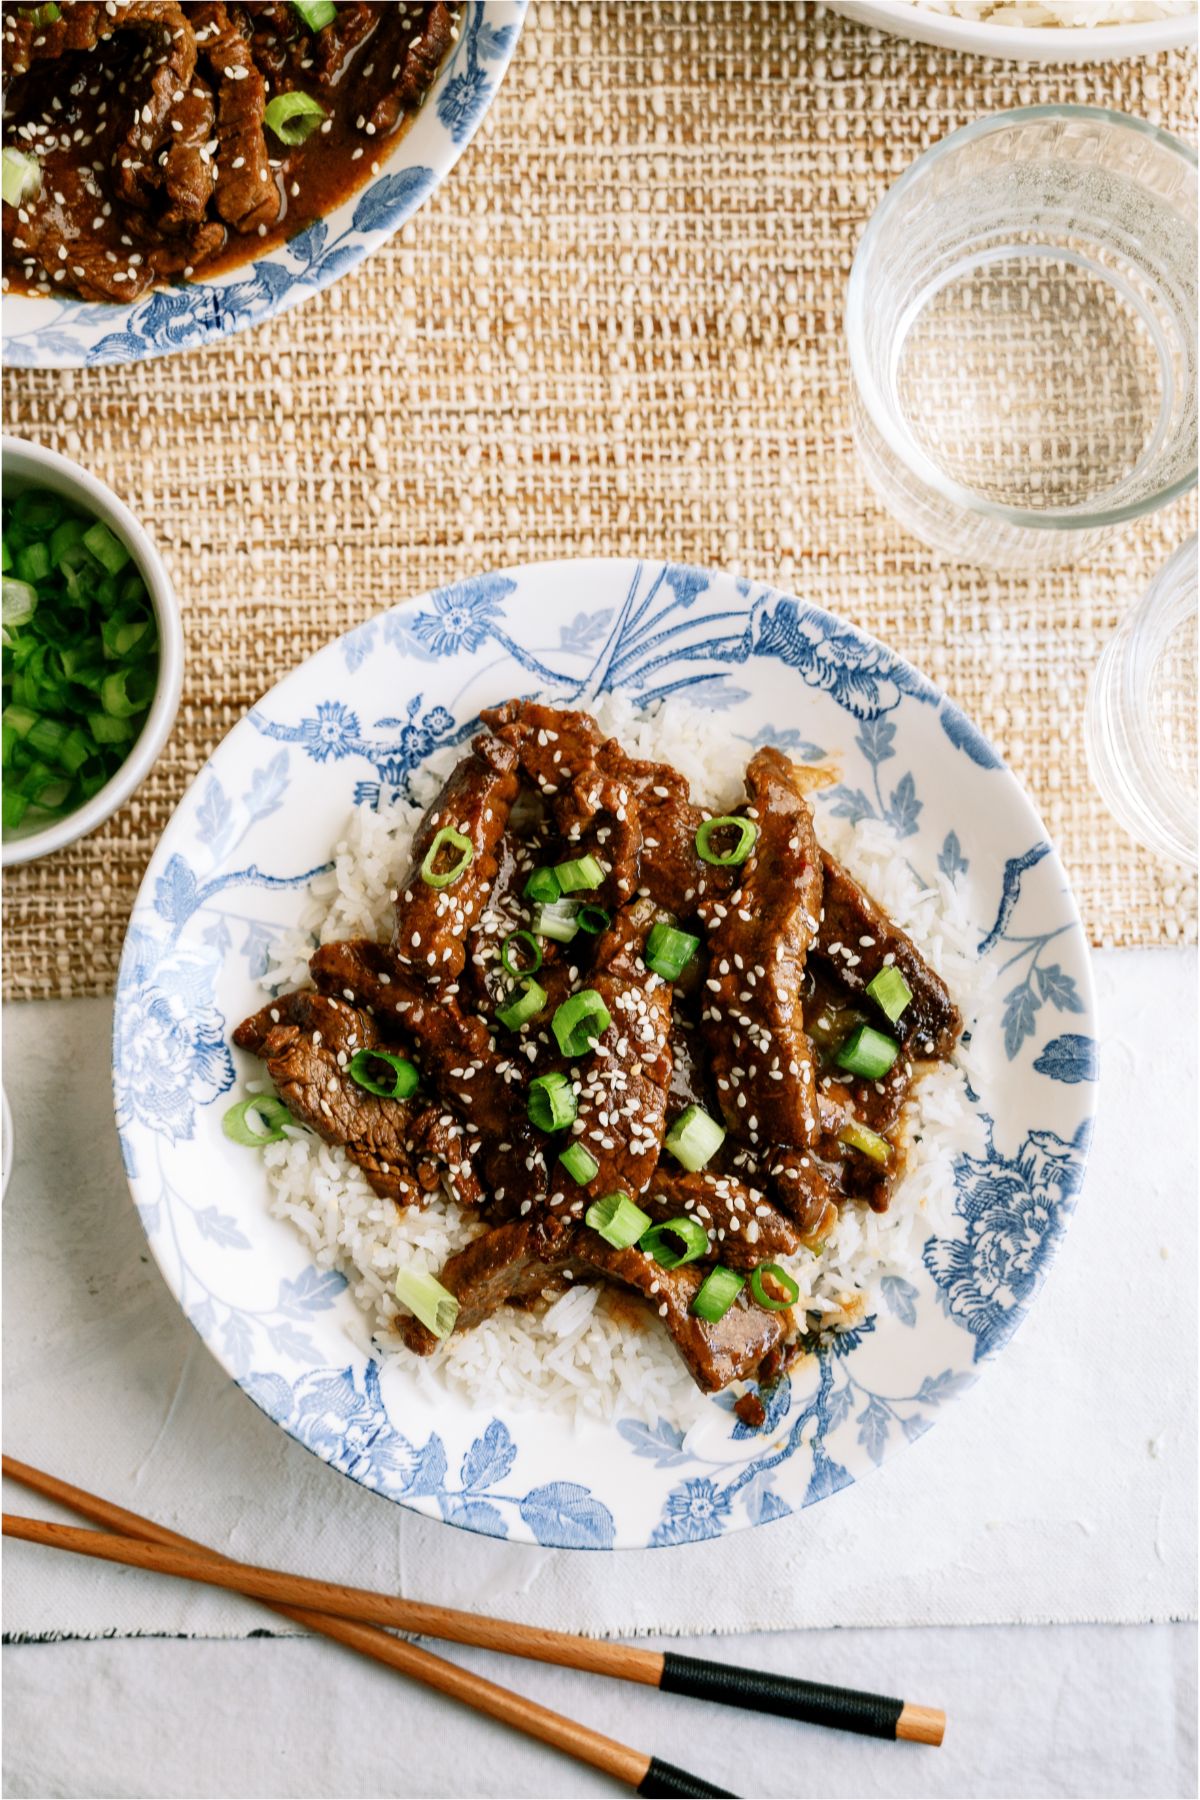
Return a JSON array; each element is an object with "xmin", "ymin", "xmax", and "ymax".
[
  {"xmin": 649, "ymin": 1476, "xmax": 733, "ymax": 1546},
  {"xmin": 925, "ymin": 1125, "xmax": 1086, "ymax": 1361},
  {"xmin": 113, "ymin": 926, "xmax": 234, "ymax": 1149},
  {"xmin": 287, "ymin": 1362, "xmax": 435, "ymax": 1495},
  {"xmin": 751, "ymin": 598, "xmax": 938, "ymax": 719},
  {"xmin": 414, "ymin": 578, "xmax": 509, "ymax": 656},
  {"xmin": 436, "ymin": 64, "xmax": 492, "ymax": 143},
  {"xmin": 299, "ymin": 700, "xmax": 361, "ymax": 762}
]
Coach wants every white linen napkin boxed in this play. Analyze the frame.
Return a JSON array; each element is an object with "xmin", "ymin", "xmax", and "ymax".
[{"xmin": 3, "ymin": 949, "xmax": 1195, "ymax": 1642}]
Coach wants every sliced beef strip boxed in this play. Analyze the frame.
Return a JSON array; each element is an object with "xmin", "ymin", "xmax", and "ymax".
[
  {"xmin": 309, "ymin": 0, "xmax": 378, "ymax": 88},
  {"xmin": 639, "ymin": 1167, "xmax": 803, "ymax": 1273},
  {"xmin": 816, "ymin": 851, "xmax": 962, "ymax": 1060},
  {"xmin": 401, "ymin": 1217, "xmax": 785, "ymax": 1395},
  {"xmin": 309, "ymin": 937, "xmax": 545, "ymax": 1212},
  {"xmin": 112, "ymin": 2, "xmax": 199, "ymax": 213},
  {"xmin": 482, "ymin": 699, "xmax": 605, "ymax": 798},
  {"xmin": 3, "ymin": 3, "xmax": 113, "ymax": 79},
  {"xmin": 697, "ymin": 747, "xmax": 825, "ymax": 1156},
  {"xmin": 9, "ymin": 168, "xmax": 162, "ymax": 301},
  {"xmin": 234, "ymin": 990, "xmax": 435, "ymax": 1206},
  {"xmin": 191, "ymin": 2, "xmax": 280, "ymax": 233},
  {"xmin": 362, "ymin": 1, "xmax": 455, "ymax": 135},
  {"xmin": 158, "ymin": 84, "xmax": 218, "ymax": 232},
  {"xmin": 752, "ymin": 1146, "xmax": 839, "ymax": 1240},
  {"xmin": 392, "ymin": 731, "xmax": 521, "ymax": 985}
]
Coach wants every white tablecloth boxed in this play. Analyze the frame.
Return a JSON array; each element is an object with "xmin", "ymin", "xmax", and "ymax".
[{"xmin": 2, "ymin": 949, "xmax": 1197, "ymax": 1797}]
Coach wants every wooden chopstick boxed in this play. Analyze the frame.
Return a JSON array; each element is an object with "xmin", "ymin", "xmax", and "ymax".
[
  {"xmin": 1, "ymin": 1458, "xmax": 732, "ymax": 1799},
  {"xmin": 2, "ymin": 1452, "xmax": 944, "ymax": 1747}
]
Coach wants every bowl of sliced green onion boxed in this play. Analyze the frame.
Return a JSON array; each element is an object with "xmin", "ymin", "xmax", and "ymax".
[{"xmin": 2, "ymin": 436, "xmax": 183, "ymax": 866}]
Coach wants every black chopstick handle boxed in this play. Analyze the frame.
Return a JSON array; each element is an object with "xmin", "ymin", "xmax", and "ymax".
[
  {"xmin": 637, "ymin": 1757, "xmax": 738, "ymax": 1798},
  {"xmin": 659, "ymin": 1653, "xmax": 905, "ymax": 1739}
]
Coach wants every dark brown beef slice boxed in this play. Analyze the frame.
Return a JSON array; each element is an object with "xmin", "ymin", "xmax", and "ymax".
[
  {"xmin": 158, "ymin": 84, "xmax": 219, "ymax": 232},
  {"xmin": 192, "ymin": 2, "xmax": 280, "ymax": 233},
  {"xmin": 356, "ymin": 1, "xmax": 453, "ymax": 136},
  {"xmin": 697, "ymin": 747, "xmax": 825, "ymax": 1155},
  {"xmin": 233, "ymin": 990, "xmax": 428, "ymax": 1205},
  {"xmin": 3, "ymin": 3, "xmax": 112, "ymax": 79},
  {"xmin": 392, "ymin": 732, "xmax": 521, "ymax": 985},
  {"xmin": 816, "ymin": 851, "xmax": 962, "ymax": 1060},
  {"xmin": 112, "ymin": 3, "xmax": 199, "ymax": 213},
  {"xmin": 309, "ymin": 937, "xmax": 545, "ymax": 1212},
  {"xmin": 401, "ymin": 1218, "xmax": 784, "ymax": 1394},
  {"xmin": 639, "ymin": 1167, "xmax": 803, "ymax": 1273}
]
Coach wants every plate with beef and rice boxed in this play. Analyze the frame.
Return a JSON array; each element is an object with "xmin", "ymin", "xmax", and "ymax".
[
  {"xmin": 113, "ymin": 559, "xmax": 1097, "ymax": 1549},
  {"xmin": 2, "ymin": 0, "xmax": 525, "ymax": 367}
]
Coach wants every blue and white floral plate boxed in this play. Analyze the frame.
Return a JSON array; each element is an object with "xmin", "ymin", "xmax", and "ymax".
[
  {"xmin": 113, "ymin": 559, "xmax": 1097, "ymax": 1550},
  {"xmin": 3, "ymin": 3, "xmax": 525, "ymax": 369}
]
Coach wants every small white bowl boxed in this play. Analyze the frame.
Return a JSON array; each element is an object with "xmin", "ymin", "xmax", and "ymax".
[
  {"xmin": 829, "ymin": 1, "xmax": 1198, "ymax": 63},
  {"xmin": 2, "ymin": 436, "xmax": 183, "ymax": 867}
]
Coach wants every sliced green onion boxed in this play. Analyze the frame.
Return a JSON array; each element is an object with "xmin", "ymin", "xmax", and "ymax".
[
  {"xmin": 48, "ymin": 518, "xmax": 86, "ymax": 567},
  {"xmin": 639, "ymin": 1216, "xmax": 710, "ymax": 1269},
  {"xmin": 527, "ymin": 1071, "xmax": 577, "ymax": 1132},
  {"xmin": 2, "ymin": 147, "xmax": 42, "ymax": 209},
  {"xmin": 222, "ymin": 1096, "xmax": 293, "ymax": 1146},
  {"xmin": 496, "ymin": 975, "xmax": 547, "ymax": 1030},
  {"xmin": 19, "ymin": 3, "xmax": 61, "ymax": 23},
  {"xmin": 3, "ymin": 704, "xmax": 37, "ymax": 740},
  {"xmin": 2, "ymin": 790, "xmax": 28, "ymax": 830},
  {"xmin": 419, "ymin": 825, "xmax": 473, "ymax": 889},
  {"xmin": 89, "ymin": 711, "xmax": 136, "ymax": 745},
  {"xmin": 836, "ymin": 1024, "xmax": 900, "ymax": 1081},
  {"xmin": 664, "ymin": 1104, "xmax": 725, "ymax": 1172},
  {"xmin": 554, "ymin": 853, "xmax": 605, "ymax": 893},
  {"xmin": 695, "ymin": 814, "xmax": 757, "ymax": 867},
  {"xmin": 576, "ymin": 904, "xmax": 611, "ymax": 935},
  {"xmin": 14, "ymin": 541, "xmax": 50, "ymax": 584},
  {"xmin": 560, "ymin": 1142, "xmax": 599, "ymax": 1186},
  {"xmin": 691, "ymin": 1265, "xmax": 744, "ymax": 1323},
  {"xmin": 523, "ymin": 866, "xmax": 561, "ymax": 905},
  {"xmin": 292, "ymin": 0, "xmax": 336, "ymax": 29},
  {"xmin": 838, "ymin": 1121, "xmax": 892, "ymax": 1166},
  {"xmin": 347, "ymin": 1048, "xmax": 419, "ymax": 1099},
  {"xmin": 81, "ymin": 521, "xmax": 131, "ymax": 575},
  {"xmin": 100, "ymin": 665, "xmax": 155, "ymax": 718},
  {"xmin": 586, "ymin": 1192, "xmax": 652, "ymax": 1249},
  {"xmin": 263, "ymin": 89, "xmax": 328, "ymax": 145},
  {"xmin": 394, "ymin": 1265, "xmax": 459, "ymax": 1339},
  {"xmin": 866, "ymin": 965, "xmax": 913, "ymax": 1025},
  {"xmin": 552, "ymin": 989, "xmax": 612, "ymax": 1057},
  {"xmin": 500, "ymin": 929, "xmax": 542, "ymax": 979},
  {"xmin": 750, "ymin": 1263, "xmax": 800, "ymax": 1311},
  {"xmin": 534, "ymin": 898, "xmax": 580, "ymax": 944},
  {"xmin": 3, "ymin": 579, "xmax": 37, "ymax": 630},
  {"xmin": 644, "ymin": 921, "xmax": 699, "ymax": 980}
]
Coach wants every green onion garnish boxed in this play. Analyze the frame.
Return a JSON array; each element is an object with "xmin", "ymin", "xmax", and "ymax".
[
  {"xmin": 866, "ymin": 965, "xmax": 913, "ymax": 1024},
  {"xmin": 576, "ymin": 904, "xmax": 611, "ymax": 935},
  {"xmin": 19, "ymin": 2, "xmax": 61, "ymax": 22},
  {"xmin": 838, "ymin": 1121, "xmax": 892, "ymax": 1166},
  {"xmin": 419, "ymin": 826, "xmax": 474, "ymax": 889},
  {"xmin": 523, "ymin": 866, "xmax": 561, "ymax": 905},
  {"xmin": 527, "ymin": 1071, "xmax": 577, "ymax": 1132},
  {"xmin": 394, "ymin": 1265, "xmax": 459, "ymax": 1339},
  {"xmin": 496, "ymin": 975, "xmax": 547, "ymax": 1030},
  {"xmin": 554, "ymin": 853, "xmax": 605, "ymax": 893},
  {"xmin": 749, "ymin": 1263, "xmax": 800, "ymax": 1311},
  {"xmin": 500, "ymin": 929, "xmax": 542, "ymax": 979},
  {"xmin": 586, "ymin": 1192, "xmax": 653, "ymax": 1249},
  {"xmin": 560, "ymin": 1142, "xmax": 599, "ymax": 1186},
  {"xmin": 552, "ymin": 989, "xmax": 612, "ymax": 1057},
  {"xmin": 638, "ymin": 1216, "xmax": 709, "ymax": 1269},
  {"xmin": 694, "ymin": 815, "xmax": 757, "ymax": 867},
  {"xmin": 691, "ymin": 1265, "xmax": 744, "ymax": 1323},
  {"xmin": 222, "ymin": 1096, "xmax": 293, "ymax": 1146},
  {"xmin": 291, "ymin": 0, "xmax": 337, "ymax": 30},
  {"xmin": 534, "ymin": 898, "xmax": 580, "ymax": 944},
  {"xmin": 644, "ymin": 921, "xmax": 699, "ymax": 981},
  {"xmin": 2, "ymin": 147, "xmax": 42, "ymax": 209},
  {"xmin": 2, "ymin": 487, "xmax": 158, "ymax": 835},
  {"xmin": 347, "ymin": 1048, "xmax": 419, "ymax": 1099},
  {"xmin": 263, "ymin": 89, "xmax": 328, "ymax": 145},
  {"xmin": 664, "ymin": 1105, "xmax": 725, "ymax": 1172},
  {"xmin": 835, "ymin": 1024, "xmax": 900, "ymax": 1081}
]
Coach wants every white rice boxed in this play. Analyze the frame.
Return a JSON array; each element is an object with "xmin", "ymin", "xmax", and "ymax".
[
  {"xmin": 258, "ymin": 694, "xmax": 991, "ymax": 1429},
  {"xmin": 897, "ymin": 0, "xmax": 1190, "ymax": 26}
]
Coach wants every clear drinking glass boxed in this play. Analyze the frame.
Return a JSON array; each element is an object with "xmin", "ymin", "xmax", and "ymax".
[
  {"xmin": 1086, "ymin": 535, "xmax": 1197, "ymax": 870},
  {"xmin": 847, "ymin": 108, "xmax": 1197, "ymax": 570}
]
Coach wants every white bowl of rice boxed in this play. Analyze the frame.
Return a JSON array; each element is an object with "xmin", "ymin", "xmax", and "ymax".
[{"xmin": 830, "ymin": 0, "xmax": 1197, "ymax": 61}]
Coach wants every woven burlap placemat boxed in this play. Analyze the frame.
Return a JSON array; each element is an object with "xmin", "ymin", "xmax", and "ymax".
[{"xmin": 3, "ymin": 1, "xmax": 1196, "ymax": 1000}]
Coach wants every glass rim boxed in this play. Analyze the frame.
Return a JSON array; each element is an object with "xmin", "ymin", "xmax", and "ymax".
[{"xmin": 846, "ymin": 105, "xmax": 1199, "ymax": 534}]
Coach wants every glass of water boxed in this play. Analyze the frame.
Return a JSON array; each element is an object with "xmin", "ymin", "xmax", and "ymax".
[
  {"xmin": 847, "ymin": 107, "xmax": 1197, "ymax": 570},
  {"xmin": 1086, "ymin": 535, "xmax": 1197, "ymax": 871}
]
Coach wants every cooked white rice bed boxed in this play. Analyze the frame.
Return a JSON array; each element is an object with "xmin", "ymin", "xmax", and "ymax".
[
  {"xmin": 260, "ymin": 694, "xmax": 990, "ymax": 1428},
  {"xmin": 897, "ymin": 1, "xmax": 1190, "ymax": 25}
]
